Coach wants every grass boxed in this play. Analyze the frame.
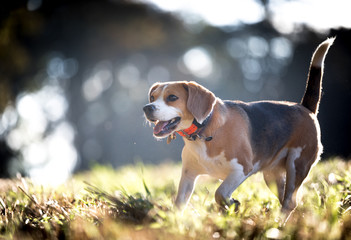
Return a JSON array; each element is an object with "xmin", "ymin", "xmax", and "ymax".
[{"xmin": 1, "ymin": 158, "xmax": 351, "ymax": 239}]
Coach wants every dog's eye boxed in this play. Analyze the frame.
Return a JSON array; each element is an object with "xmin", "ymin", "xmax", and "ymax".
[
  {"xmin": 167, "ymin": 95, "xmax": 178, "ymax": 102},
  {"xmin": 150, "ymin": 95, "xmax": 155, "ymax": 102}
]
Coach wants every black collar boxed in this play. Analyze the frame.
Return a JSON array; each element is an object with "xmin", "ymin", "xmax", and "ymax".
[{"xmin": 176, "ymin": 114, "xmax": 213, "ymax": 141}]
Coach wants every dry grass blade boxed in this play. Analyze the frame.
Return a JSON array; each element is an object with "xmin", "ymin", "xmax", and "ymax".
[
  {"xmin": 84, "ymin": 181, "xmax": 155, "ymax": 224},
  {"xmin": 18, "ymin": 186, "xmax": 39, "ymax": 205},
  {"xmin": 0, "ymin": 197, "xmax": 6, "ymax": 209}
]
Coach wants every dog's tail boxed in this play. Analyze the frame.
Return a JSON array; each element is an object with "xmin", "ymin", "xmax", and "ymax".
[{"xmin": 301, "ymin": 38, "xmax": 335, "ymax": 114}]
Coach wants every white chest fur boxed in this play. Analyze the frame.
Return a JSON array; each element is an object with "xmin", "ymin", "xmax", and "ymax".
[{"xmin": 183, "ymin": 141, "xmax": 250, "ymax": 180}]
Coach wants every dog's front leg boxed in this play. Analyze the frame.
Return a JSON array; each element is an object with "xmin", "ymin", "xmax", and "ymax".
[
  {"xmin": 215, "ymin": 170, "xmax": 248, "ymax": 209},
  {"xmin": 175, "ymin": 168, "xmax": 198, "ymax": 209},
  {"xmin": 175, "ymin": 148, "xmax": 203, "ymax": 209}
]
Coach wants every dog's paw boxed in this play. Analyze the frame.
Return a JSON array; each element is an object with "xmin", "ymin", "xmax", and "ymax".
[
  {"xmin": 229, "ymin": 198, "xmax": 241, "ymax": 212},
  {"xmin": 218, "ymin": 198, "xmax": 241, "ymax": 213}
]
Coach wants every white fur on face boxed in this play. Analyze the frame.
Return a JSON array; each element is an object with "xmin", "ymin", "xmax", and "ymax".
[
  {"xmin": 149, "ymin": 86, "xmax": 193, "ymax": 132},
  {"xmin": 152, "ymin": 97, "xmax": 180, "ymax": 121}
]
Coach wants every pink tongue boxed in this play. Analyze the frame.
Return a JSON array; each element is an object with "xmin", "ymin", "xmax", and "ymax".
[{"xmin": 153, "ymin": 121, "xmax": 169, "ymax": 134}]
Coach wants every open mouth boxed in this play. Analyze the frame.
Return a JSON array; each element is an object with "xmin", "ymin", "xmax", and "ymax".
[{"xmin": 153, "ymin": 117, "xmax": 181, "ymax": 137}]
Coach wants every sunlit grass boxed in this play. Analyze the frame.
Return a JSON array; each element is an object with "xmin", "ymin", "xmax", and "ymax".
[{"xmin": 1, "ymin": 158, "xmax": 351, "ymax": 239}]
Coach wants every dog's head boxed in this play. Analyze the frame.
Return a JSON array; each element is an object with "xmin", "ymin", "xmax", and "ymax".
[{"xmin": 143, "ymin": 81, "xmax": 216, "ymax": 139}]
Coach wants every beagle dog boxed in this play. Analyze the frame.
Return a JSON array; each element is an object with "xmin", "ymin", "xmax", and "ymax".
[{"xmin": 143, "ymin": 38, "xmax": 334, "ymax": 215}]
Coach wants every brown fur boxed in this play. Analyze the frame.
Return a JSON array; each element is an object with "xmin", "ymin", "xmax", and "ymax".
[{"xmin": 201, "ymin": 102, "xmax": 254, "ymax": 175}]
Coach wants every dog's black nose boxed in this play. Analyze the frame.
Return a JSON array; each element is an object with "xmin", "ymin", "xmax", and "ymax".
[{"xmin": 143, "ymin": 104, "xmax": 156, "ymax": 115}]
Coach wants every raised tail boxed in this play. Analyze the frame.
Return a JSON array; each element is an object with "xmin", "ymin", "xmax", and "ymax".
[{"xmin": 301, "ymin": 38, "xmax": 335, "ymax": 114}]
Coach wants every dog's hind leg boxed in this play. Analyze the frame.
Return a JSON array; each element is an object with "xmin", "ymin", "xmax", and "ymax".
[
  {"xmin": 263, "ymin": 169, "xmax": 286, "ymax": 205},
  {"xmin": 285, "ymin": 150, "xmax": 320, "ymax": 209},
  {"xmin": 281, "ymin": 147, "xmax": 316, "ymax": 214},
  {"xmin": 281, "ymin": 148, "xmax": 301, "ymax": 212}
]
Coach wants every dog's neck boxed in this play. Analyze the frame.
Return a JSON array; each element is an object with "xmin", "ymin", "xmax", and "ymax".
[
  {"xmin": 167, "ymin": 101, "xmax": 224, "ymax": 144},
  {"xmin": 176, "ymin": 114, "xmax": 213, "ymax": 142}
]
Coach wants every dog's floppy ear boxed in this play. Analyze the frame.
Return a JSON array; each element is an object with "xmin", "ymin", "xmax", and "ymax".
[{"xmin": 184, "ymin": 81, "xmax": 216, "ymax": 124}]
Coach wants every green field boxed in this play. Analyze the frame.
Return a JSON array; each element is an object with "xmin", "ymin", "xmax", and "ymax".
[{"xmin": 1, "ymin": 158, "xmax": 351, "ymax": 239}]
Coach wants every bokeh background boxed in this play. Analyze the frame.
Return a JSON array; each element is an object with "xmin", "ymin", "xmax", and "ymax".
[{"xmin": 1, "ymin": 0, "xmax": 351, "ymax": 184}]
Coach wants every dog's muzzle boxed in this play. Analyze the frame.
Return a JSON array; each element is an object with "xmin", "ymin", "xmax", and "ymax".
[
  {"xmin": 143, "ymin": 103, "xmax": 182, "ymax": 137},
  {"xmin": 143, "ymin": 104, "xmax": 156, "ymax": 121}
]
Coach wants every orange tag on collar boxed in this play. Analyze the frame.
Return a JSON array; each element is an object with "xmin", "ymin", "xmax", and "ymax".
[{"xmin": 177, "ymin": 123, "xmax": 198, "ymax": 137}]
